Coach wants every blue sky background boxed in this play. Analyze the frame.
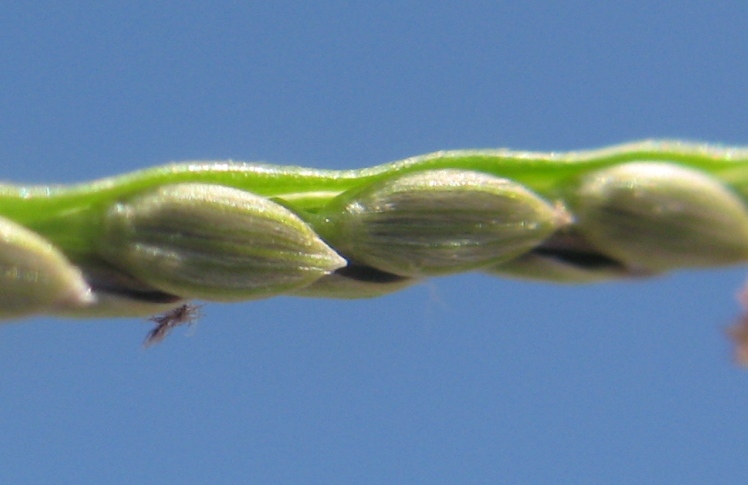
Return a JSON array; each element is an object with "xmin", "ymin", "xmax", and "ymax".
[{"xmin": 1, "ymin": 2, "xmax": 747, "ymax": 483}]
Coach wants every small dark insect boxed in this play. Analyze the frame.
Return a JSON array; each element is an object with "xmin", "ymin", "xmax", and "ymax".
[{"xmin": 144, "ymin": 303, "xmax": 203, "ymax": 347}]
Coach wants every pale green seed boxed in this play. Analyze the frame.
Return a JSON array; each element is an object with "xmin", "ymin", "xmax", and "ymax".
[
  {"xmin": 0, "ymin": 216, "xmax": 92, "ymax": 318},
  {"xmin": 55, "ymin": 262, "xmax": 186, "ymax": 318},
  {"xmin": 97, "ymin": 183, "xmax": 346, "ymax": 301},
  {"xmin": 487, "ymin": 252, "xmax": 634, "ymax": 283},
  {"xmin": 58, "ymin": 293, "xmax": 185, "ymax": 318},
  {"xmin": 571, "ymin": 162, "xmax": 748, "ymax": 271},
  {"xmin": 316, "ymin": 169, "xmax": 561, "ymax": 277},
  {"xmin": 292, "ymin": 265, "xmax": 417, "ymax": 299},
  {"xmin": 486, "ymin": 228, "xmax": 647, "ymax": 283}
]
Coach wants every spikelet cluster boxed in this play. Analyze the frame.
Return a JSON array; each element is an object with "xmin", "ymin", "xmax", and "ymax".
[{"xmin": 2, "ymin": 142, "xmax": 748, "ymax": 318}]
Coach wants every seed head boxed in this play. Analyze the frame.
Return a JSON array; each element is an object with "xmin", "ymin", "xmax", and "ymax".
[
  {"xmin": 97, "ymin": 183, "xmax": 346, "ymax": 301},
  {"xmin": 0, "ymin": 216, "xmax": 92, "ymax": 317},
  {"xmin": 316, "ymin": 169, "xmax": 561, "ymax": 277},
  {"xmin": 571, "ymin": 162, "xmax": 748, "ymax": 272}
]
